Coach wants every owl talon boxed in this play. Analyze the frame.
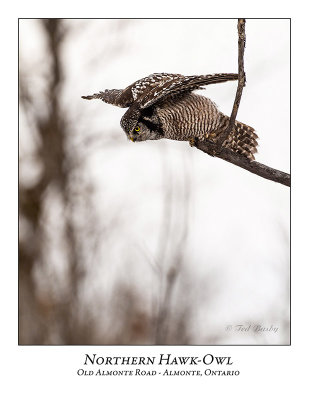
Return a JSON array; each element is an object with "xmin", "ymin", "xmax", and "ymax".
[{"xmin": 189, "ymin": 138, "xmax": 196, "ymax": 147}]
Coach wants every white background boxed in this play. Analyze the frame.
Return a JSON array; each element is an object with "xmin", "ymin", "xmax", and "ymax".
[{"xmin": 1, "ymin": 1, "xmax": 308, "ymax": 399}]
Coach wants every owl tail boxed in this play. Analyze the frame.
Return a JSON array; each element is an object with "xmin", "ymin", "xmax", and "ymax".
[{"xmin": 220, "ymin": 116, "xmax": 258, "ymax": 160}]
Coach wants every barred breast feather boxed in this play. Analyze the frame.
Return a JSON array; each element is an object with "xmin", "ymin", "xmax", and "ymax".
[{"xmin": 155, "ymin": 93, "xmax": 258, "ymax": 160}]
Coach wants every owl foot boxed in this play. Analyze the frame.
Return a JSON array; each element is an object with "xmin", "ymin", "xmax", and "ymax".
[{"xmin": 189, "ymin": 138, "xmax": 197, "ymax": 147}]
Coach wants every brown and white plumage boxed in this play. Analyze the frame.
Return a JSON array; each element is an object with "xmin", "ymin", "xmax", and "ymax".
[
  {"xmin": 154, "ymin": 93, "xmax": 258, "ymax": 160},
  {"xmin": 82, "ymin": 72, "xmax": 258, "ymax": 160}
]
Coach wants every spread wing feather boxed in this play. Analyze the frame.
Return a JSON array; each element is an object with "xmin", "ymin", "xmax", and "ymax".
[{"xmin": 138, "ymin": 73, "xmax": 239, "ymax": 109}]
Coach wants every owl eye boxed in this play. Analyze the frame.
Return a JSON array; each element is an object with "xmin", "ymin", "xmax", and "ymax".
[{"xmin": 134, "ymin": 126, "xmax": 140, "ymax": 133}]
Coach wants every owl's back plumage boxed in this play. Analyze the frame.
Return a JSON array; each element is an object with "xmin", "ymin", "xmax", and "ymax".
[{"xmin": 82, "ymin": 72, "xmax": 258, "ymax": 160}]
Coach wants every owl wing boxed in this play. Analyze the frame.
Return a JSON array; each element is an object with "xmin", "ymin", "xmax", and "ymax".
[
  {"xmin": 117, "ymin": 73, "xmax": 184, "ymax": 107},
  {"xmin": 81, "ymin": 89, "xmax": 127, "ymax": 107},
  {"xmin": 81, "ymin": 73, "xmax": 238, "ymax": 109},
  {"xmin": 81, "ymin": 74, "xmax": 181, "ymax": 107},
  {"xmin": 138, "ymin": 73, "xmax": 239, "ymax": 109}
]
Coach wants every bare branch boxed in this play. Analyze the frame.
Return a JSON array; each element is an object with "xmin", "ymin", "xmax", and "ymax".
[
  {"xmin": 193, "ymin": 18, "xmax": 290, "ymax": 188},
  {"xmin": 216, "ymin": 19, "xmax": 246, "ymax": 149},
  {"xmin": 195, "ymin": 140, "xmax": 290, "ymax": 187}
]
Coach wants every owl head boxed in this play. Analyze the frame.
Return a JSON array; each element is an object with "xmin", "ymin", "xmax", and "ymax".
[
  {"xmin": 128, "ymin": 120, "xmax": 163, "ymax": 142},
  {"xmin": 120, "ymin": 105, "xmax": 163, "ymax": 142}
]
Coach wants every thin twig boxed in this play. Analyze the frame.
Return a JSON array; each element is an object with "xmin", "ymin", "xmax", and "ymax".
[
  {"xmin": 193, "ymin": 18, "xmax": 290, "ymax": 188},
  {"xmin": 216, "ymin": 18, "xmax": 246, "ymax": 149}
]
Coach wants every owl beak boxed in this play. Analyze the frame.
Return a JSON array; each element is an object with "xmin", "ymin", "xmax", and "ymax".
[{"xmin": 129, "ymin": 135, "xmax": 135, "ymax": 142}]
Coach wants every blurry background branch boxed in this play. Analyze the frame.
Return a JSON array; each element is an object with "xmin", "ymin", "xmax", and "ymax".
[
  {"xmin": 19, "ymin": 19, "xmax": 86, "ymax": 344},
  {"xmin": 194, "ymin": 18, "xmax": 290, "ymax": 187},
  {"xmin": 19, "ymin": 18, "xmax": 193, "ymax": 345}
]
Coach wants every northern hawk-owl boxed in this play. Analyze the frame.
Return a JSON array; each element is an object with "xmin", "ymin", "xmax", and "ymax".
[{"xmin": 82, "ymin": 72, "xmax": 258, "ymax": 160}]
